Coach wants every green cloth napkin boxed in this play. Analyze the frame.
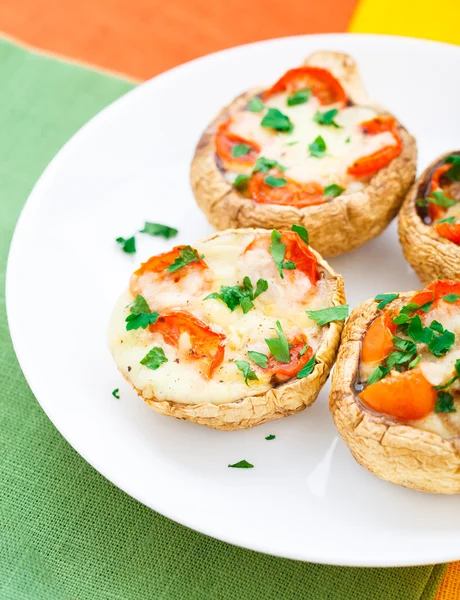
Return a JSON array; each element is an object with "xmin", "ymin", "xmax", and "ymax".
[{"xmin": 0, "ymin": 36, "xmax": 446, "ymax": 600}]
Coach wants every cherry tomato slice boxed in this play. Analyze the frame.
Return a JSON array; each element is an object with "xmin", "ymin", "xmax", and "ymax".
[
  {"xmin": 347, "ymin": 117, "xmax": 402, "ymax": 178},
  {"xmin": 359, "ymin": 368, "xmax": 436, "ymax": 420},
  {"xmin": 134, "ymin": 246, "xmax": 207, "ymax": 278},
  {"xmin": 249, "ymin": 168, "xmax": 326, "ymax": 208},
  {"xmin": 265, "ymin": 335, "xmax": 312, "ymax": 384},
  {"xmin": 215, "ymin": 119, "xmax": 260, "ymax": 170},
  {"xmin": 435, "ymin": 222, "xmax": 460, "ymax": 244},
  {"xmin": 150, "ymin": 311, "xmax": 226, "ymax": 378},
  {"xmin": 361, "ymin": 312, "xmax": 397, "ymax": 364},
  {"xmin": 263, "ymin": 67, "xmax": 347, "ymax": 107}
]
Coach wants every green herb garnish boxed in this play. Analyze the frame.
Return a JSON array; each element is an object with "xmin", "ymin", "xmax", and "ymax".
[
  {"xmin": 409, "ymin": 355, "xmax": 421, "ymax": 369},
  {"xmin": 425, "ymin": 190, "xmax": 456, "ymax": 208},
  {"xmin": 306, "ymin": 305, "xmax": 349, "ymax": 326},
  {"xmin": 438, "ymin": 217, "xmax": 455, "ymax": 225},
  {"xmin": 434, "ymin": 359, "xmax": 460, "ymax": 390},
  {"xmin": 265, "ymin": 320, "xmax": 290, "ymax": 363},
  {"xmin": 116, "ymin": 236, "xmax": 136, "ymax": 254},
  {"xmin": 232, "ymin": 143, "xmax": 252, "ymax": 158},
  {"xmin": 228, "ymin": 460, "xmax": 254, "ymax": 468},
  {"xmin": 233, "ymin": 174, "xmax": 250, "ymax": 189},
  {"xmin": 367, "ymin": 365, "xmax": 391, "ymax": 385},
  {"xmin": 205, "ymin": 277, "xmax": 268, "ymax": 314},
  {"xmin": 112, "ymin": 388, "xmax": 120, "ymax": 399},
  {"xmin": 265, "ymin": 434, "xmax": 276, "ymax": 441},
  {"xmin": 442, "ymin": 294, "xmax": 460, "ymax": 303},
  {"xmin": 308, "ymin": 136, "xmax": 327, "ymax": 158},
  {"xmin": 291, "ymin": 224, "xmax": 309, "ymax": 245},
  {"xmin": 435, "ymin": 391, "xmax": 457, "ymax": 413},
  {"xmin": 125, "ymin": 294, "xmax": 159, "ymax": 330},
  {"xmin": 166, "ymin": 246, "xmax": 202, "ymax": 273},
  {"xmin": 253, "ymin": 156, "xmax": 286, "ymax": 173},
  {"xmin": 374, "ymin": 293, "xmax": 399, "ymax": 310},
  {"xmin": 269, "ymin": 229, "xmax": 296, "ymax": 278},
  {"xmin": 139, "ymin": 222, "xmax": 178, "ymax": 239},
  {"xmin": 248, "ymin": 351, "xmax": 269, "ymax": 369},
  {"xmin": 287, "ymin": 89, "xmax": 311, "ymax": 106},
  {"xmin": 261, "ymin": 108, "xmax": 294, "ymax": 133},
  {"xmin": 140, "ymin": 346, "xmax": 168, "ymax": 370},
  {"xmin": 236, "ymin": 360, "xmax": 259, "ymax": 385},
  {"xmin": 324, "ymin": 184, "xmax": 344, "ymax": 198},
  {"xmin": 445, "ymin": 155, "xmax": 460, "ymax": 182},
  {"xmin": 297, "ymin": 355, "xmax": 316, "ymax": 378},
  {"xmin": 264, "ymin": 175, "xmax": 287, "ymax": 187},
  {"xmin": 345, "ymin": 136, "xmax": 351, "ymax": 143},
  {"xmin": 313, "ymin": 109, "xmax": 341, "ymax": 128},
  {"xmin": 248, "ymin": 97, "xmax": 264, "ymax": 112}
]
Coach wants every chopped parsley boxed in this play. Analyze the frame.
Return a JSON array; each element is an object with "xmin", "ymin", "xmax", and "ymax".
[
  {"xmin": 269, "ymin": 229, "xmax": 296, "ymax": 278},
  {"xmin": 299, "ymin": 343, "xmax": 309, "ymax": 357},
  {"xmin": 140, "ymin": 346, "xmax": 168, "ymax": 370},
  {"xmin": 434, "ymin": 359, "xmax": 460, "ymax": 391},
  {"xmin": 442, "ymin": 294, "xmax": 460, "ymax": 303},
  {"xmin": 374, "ymin": 293, "xmax": 399, "ymax": 310},
  {"xmin": 166, "ymin": 246, "xmax": 202, "ymax": 273},
  {"xmin": 125, "ymin": 294, "xmax": 159, "ymax": 330},
  {"xmin": 265, "ymin": 434, "xmax": 276, "ymax": 441},
  {"xmin": 308, "ymin": 136, "xmax": 327, "ymax": 158},
  {"xmin": 287, "ymin": 89, "xmax": 311, "ymax": 106},
  {"xmin": 253, "ymin": 156, "xmax": 286, "ymax": 173},
  {"xmin": 409, "ymin": 355, "xmax": 421, "ymax": 369},
  {"xmin": 233, "ymin": 174, "xmax": 250, "ymax": 189},
  {"xmin": 248, "ymin": 97, "xmax": 264, "ymax": 112},
  {"xmin": 232, "ymin": 143, "xmax": 252, "ymax": 158},
  {"xmin": 445, "ymin": 155, "xmax": 460, "ymax": 182},
  {"xmin": 228, "ymin": 460, "xmax": 254, "ymax": 468},
  {"xmin": 435, "ymin": 391, "xmax": 457, "ymax": 413},
  {"xmin": 112, "ymin": 388, "xmax": 120, "ymax": 399},
  {"xmin": 324, "ymin": 184, "xmax": 344, "ymax": 198},
  {"xmin": 345, "ymin": 136, "xmax": 351, "ymax": 143},
  {"xmin": 248, "ymin": 351, "xmax": 269, "ymax": 369},
  {"xmin": 313, "ymin": 109, "xmax": 341, "ymax": 128},
  {"xmin": 418, "ymin": 190, "xmax": 456, "ymax": 208},
  {"xmin": 260, "ymin": 108, "xmax": 294, "ymax": 133},
  {"xmin": 291, "ymin": 224, "xmax": 309, "ymax": 245},
  {"xmin": 265, "ymin": 320, "xmax": 290, "ymax": 363},
  {"xmin": 235, "ymin": 360, "xmax": 259, "ymax": 385},
  {"xmin": 297, "ymin": 355, "xmax": 316, "ymax": 379},
  {"xmin": 367, "ymin": 365, "xmax": 391, "ymax": 385},
  {"xmin": 264, "ymin": 175, "xmax": 287, "ymax": 187},
  {"xmin": 205, "ymin": 276, "xmax": 268, "ymax": 314},
  {"xmin": 116, "ymin": 236, "xmax": 136, "ymax": 254},
  {"xmin": 139, "ymin": 222, "xmax": 178, "ymax": 239},
  {"xmin": 306, "ymin": 305, "xmax": 349, "ymax": 326},
  {"xmin": 438, "ymin": 216, "xmax": 455, "ymax": 225}
]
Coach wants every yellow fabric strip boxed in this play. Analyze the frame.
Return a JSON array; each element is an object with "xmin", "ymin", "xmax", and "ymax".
[{"xmin": 349, "ymin": 0, "xmax": 460, "ymax": 45}]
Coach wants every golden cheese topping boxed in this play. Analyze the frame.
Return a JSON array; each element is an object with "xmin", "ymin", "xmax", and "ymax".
[{"xmin": 109, "ymin": 230, "xmax": 334, "ymax": 405}]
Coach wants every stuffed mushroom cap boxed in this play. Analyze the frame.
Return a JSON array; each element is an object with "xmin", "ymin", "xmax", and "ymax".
[
  {"xmin": 191, "ymin": 50, "xmax": 417, "ymax": 257},
  {"xmin": 330, "ymin": 280, "xmax": 460, "ymax": 494},
  {"xmin": 399, "ymin": 151, "xmax": 460, "ymax": 284},
  {"xmin": 109, "ymin": 227, "xmax": 346, "ymax": 430}
]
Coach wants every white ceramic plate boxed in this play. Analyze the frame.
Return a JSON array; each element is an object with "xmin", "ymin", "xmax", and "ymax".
[{"xmin": 7, "ymin": 34, "xmax": 460, "ymax": 567}]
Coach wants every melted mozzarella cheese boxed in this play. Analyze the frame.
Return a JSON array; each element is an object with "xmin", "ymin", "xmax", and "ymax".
[
  {"xmin": 109, "ymin": 231, "xmax": 331, "ymax": 405},
  {"xmin": 227, "ymin": 93, "xmax": 396, "ymax": 188}
]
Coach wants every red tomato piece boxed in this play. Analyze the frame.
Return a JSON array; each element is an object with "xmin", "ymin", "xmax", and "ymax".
[
  {"xmin": 361, "ymin": 312, "xmax": 397, "ymax": 364},
  {"xmin": 435, "ymin": 222, "xmax": 460, "ymax": 244},
  {"xmin": 249, "ymin": 168, "xmax": 326, "ymax": 208},
  {"xmin": 359, "ymin": 368, "xmax": 436, "ymax": 420},
  {"xmin": 347, "ymin": 117, "xmax": 402, "ymax": 178},
  {"xmin": 215, "ymin": 119, "xmax": 260, "ymax": 170},
  {"xmin": 265, "ymin": 335, "xmax": 312, "ymax": 384},
  {"xmin": 263, "ymin": 67, "xmax": 347, "ymax": 107},
  {"xmin": 281, "ymin": 230, "xmax": 318, "ymax": 284},
  {"xmin": 150, "ymin": 311, "xmax": 226, "ymax": 378},
  {"xmin": 410, "ymin": 280, "xmax": 460, "ymax": 309}
]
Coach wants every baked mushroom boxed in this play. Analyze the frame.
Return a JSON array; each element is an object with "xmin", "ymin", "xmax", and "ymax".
[
  {"xmin": 330, "ymin": 279, "xmax": 460, "ymax": 493},
  {"xmin": 109, "ymin": 227, "xmax": 346, "ymax": 430},
  {"xmin": 191, "ymin": 50, "xmax": 417, "ymax": 257},
  {"xmin": 399, "ymin": 151, "xmax": 460, "ymax": 283}
]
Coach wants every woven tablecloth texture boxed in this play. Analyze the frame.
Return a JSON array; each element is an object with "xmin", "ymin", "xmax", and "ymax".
[{"xmin": 0, "ymin": 36, "xmax": 448, "ymax": 600}]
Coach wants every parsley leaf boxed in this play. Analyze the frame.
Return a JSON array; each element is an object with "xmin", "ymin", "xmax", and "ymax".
[
  {"xmin": 368, "ymin": 365, "xmax": 391, "ymax": 385},
  {"xmin": 265, "ymin": 320, "xmax": 290, "ymax": 363},
  {"xmin": 297, "ymin": 354, "xmax": 316, "ymax": 378},
  {"xmin": 306, "ymin": 305, "xmax": 349, "ymax": 326},
  {"xmin": 324, "ymin": 184, "xmax": 344, "ymax": 198},
  {"xmin": 445, "ymin": 155, "xmax": 460, "ymax": 182},
  {"xmin": 139, "ymin": 222, "xmax": 178, "ymax": 239},
  {"xmin": 264, "ymin": 175, "xmax": 287, "ymax": 187},
  {"xmin": 228, "ymin": 460, "xmax": 254, "ymax": 468},
  {"xmin": 375, "ymin": 293, "xmax": 399, "ymax": 310},
  {"xmin": 248, "ymin": 351, "xmax": 269, "ymax": 369},
  {"xmin": 434, "ymin": 359, "xmax": 460, "ymax": 390},
  {"xmin": 308, "ymin": 136, "xmax": 327, "ymax": 158},
  {"xmin": 291, "ymin": 224, "xmax": 309, "ymax": 245},
  {"xmin": 313, "ymin": 109, "xmax": 341, "ymax": 128},
  {"xmin": 287, "ymin": 89, "xmax": 311, "ymax": 106},
  {"xmin": 205, "ymin": 277, "xmax": 268, "ymax": 313},
  {"xmin": 438, "ymin": 216, "xmax": 455, "ymax": 225},
  {"xmin": 409, "ymin": 355, "xmax": 421, "ymax": 369},
  {"xmin": 253, "ymin": 156, "xmax": 286, "ymax": 173},
  {"xmin": 265, "ymin": 434, "xmax": 276, "ymax": 441},
  {"xmin": 248, "ymin": 97, "xmax": 264, "ymax": 112},
  {"xmin": 125, "ymin": 294, "xmax": 159, "ymax": 330},
  {"xmin": 269, "ymin": 229, "xmax": 296, "ymax": 278},
  {"xmin": 235, "ymin": 360, "xmax": 259, "ymax": 385},
  {"xmin": 166, "ymin": 246, "xmax": 202, "ymax": 273},
  {"xmin": 442, "ymin": 294, "xmax": 460, "ymax": 303},
  {"xmin": 260, "ymin": 108, "xmax": 294, "ymax": 133},
  {"xmin": 406, "ymin": 315, "xmax": 433, "ymax": 344},
  {"xmin": 232, "ymin": 143, "xmax": 252, "ymax": 158},
  {"xmin": 299, "ymin": 343, "xmax": 309, "ymax": 357},
  {"xmin": 116, "ymin": 236, "xmax": 136, "ymax": 253},
  {"xmin": 140, "ymin": 346, "xmax": 168, "ymax": 370},
  {"xmin": 435, "ymin": 391, "xmax": 457, "ymax": 413},
  {"xmin": 392, "ymin": 335, "xmax": 417, "ymax": 354},
  {"xmin": 233, "ymin": 174, "xmax": 250, "ymax": 189},
  {"xmin": 425, "ymin": 190, "xmax": 456, "ymax": 207},
  {"xmin": 345, "ymin": 136, "xmax": 351, "ymax": 143},
  {"xmin": 112, "ymin": 388, "xmax": 120, "ymax": 399},
  {"xmin": 428, "ymin": 326, "xmax": 455, "ymax": 357}
]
